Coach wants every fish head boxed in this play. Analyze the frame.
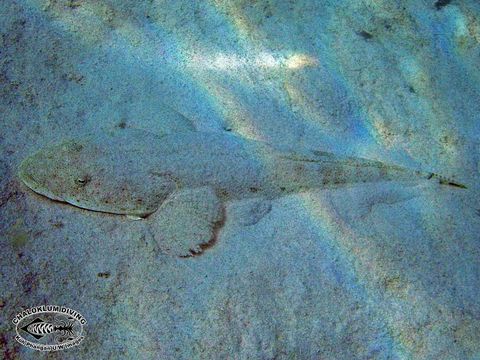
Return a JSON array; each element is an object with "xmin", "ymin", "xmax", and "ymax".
[
  {"xmin": 19, "ymin": 139, "xmax": 91, "ymax": 203},
  {"xmin": 18, "ymin": 137, "xmax": 175, "ymax": 216}
]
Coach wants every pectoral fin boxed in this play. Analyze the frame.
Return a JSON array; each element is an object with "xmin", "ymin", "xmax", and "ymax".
[
  {"xmin": 148, "ymin": 187, "xmax": 225, "ymax": 257},
  {"xmin": 230, "ymin": 198, "xmax": 272, "ymax": 226}
]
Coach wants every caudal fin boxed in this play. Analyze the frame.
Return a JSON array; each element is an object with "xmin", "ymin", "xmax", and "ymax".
[{"xmin": 427, "ymin": 173, "xmax": 467, "ymax": 189}]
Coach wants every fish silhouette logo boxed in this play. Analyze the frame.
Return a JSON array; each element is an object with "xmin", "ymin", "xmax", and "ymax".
[{"xmin": 12, "ymin": 305, "xmax": 86, "ymax": 351}]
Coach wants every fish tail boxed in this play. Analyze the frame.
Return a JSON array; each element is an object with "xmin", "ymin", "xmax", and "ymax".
[{"xmin": 426, "ymin": 172, "xmax": 467, "ymax": 189}]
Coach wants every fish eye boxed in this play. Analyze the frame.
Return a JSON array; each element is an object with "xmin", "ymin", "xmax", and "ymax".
[{"xmin": 76, "ymin": 176, "xmax": 90, "ymax": 185}]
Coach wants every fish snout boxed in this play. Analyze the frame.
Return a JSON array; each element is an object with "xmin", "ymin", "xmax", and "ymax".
[
  {"xmin": 18, "ymin": 157, "xmax": 38, "ymax": 189},
  {"xmin": 17, "ymin": 156, "xmax": 66, "ymax": 202}
]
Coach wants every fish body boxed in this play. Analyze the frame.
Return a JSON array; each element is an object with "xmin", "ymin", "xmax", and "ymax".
[
  {"xmin": 18, "ymin": 129, "xmax": 442, "ymax": 216},
  {"xmin": 21, "ymin": 317, "xmax": 75, "ymax": 340},
  {"xmin": 18, "ymin": 129, "xmax": 464, "ymax": 256},
  {"xmin": 27, "ymin": 320, "xmax": 55, "ymax": 337}
]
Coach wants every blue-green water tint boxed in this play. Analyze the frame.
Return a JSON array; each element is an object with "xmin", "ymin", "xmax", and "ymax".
[{"xmin": 1, "ymin": 0, "xmax": 479, "ymax": 359}]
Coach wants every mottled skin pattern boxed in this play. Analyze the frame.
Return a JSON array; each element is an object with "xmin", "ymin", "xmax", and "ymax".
[{"xmin": 18, "ymin": 129, "xmax": 461, "ymax": 217}]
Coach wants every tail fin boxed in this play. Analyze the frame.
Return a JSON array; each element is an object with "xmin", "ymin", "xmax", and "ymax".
[{"xmin": 427, "ymin": 173, "xmax": 467, "ymax": 189}]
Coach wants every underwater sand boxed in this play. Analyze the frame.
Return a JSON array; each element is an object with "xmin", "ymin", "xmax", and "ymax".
[{"xmin": 1, "ymin": 1, "xmax": 479, "ymax": 359}]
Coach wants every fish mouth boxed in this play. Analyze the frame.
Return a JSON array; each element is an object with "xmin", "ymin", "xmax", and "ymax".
[{"xmin": 18, "ymin": 158, "xmax": 65, "ymax": 202}]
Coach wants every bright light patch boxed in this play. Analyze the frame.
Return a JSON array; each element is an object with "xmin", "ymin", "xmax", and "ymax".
[
  {"xmin": 190, "ymin": 52, "xmax": 317, "ymax": 71},
  {"xmin": 255, "ymin": 52, "xmax": 280, "ymax": 68},
  {"xmin": 211, "ymin": 54, "xmax": 244, "ymax": 70},
  {"xmin": 284, "ymin": 54, "xmax": 318, "ymax": 69}
]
